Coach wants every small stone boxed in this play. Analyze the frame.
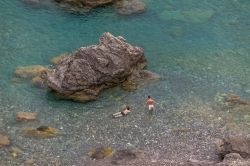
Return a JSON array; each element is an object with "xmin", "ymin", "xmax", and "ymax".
[
  {"xmin": 0, "ymin": 134, "xmax": 10, "ymax": 147},
  {"xmin": 16, "ymin": 112, "xmax": 37, "ymax": 121}
]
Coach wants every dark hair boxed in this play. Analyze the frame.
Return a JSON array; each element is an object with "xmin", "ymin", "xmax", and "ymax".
[
  {"xmin": 126, "ymin": 106, "xmax": 130, "ymax": 110},
  {"xmin": 148, "ymin": 96, "xmax": 151, "ymax": 99}
]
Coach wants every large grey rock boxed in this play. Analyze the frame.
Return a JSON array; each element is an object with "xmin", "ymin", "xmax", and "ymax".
[{"xmin": 46, "ymin": 32, "xmax": 156, "ymax": 102}]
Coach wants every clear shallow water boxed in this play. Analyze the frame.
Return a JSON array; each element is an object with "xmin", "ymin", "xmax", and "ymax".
[{"xmin": 0, "ymin": 0, "xmax": 250, "ymax": 165}]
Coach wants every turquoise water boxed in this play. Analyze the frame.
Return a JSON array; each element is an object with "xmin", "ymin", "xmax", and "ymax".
[{"xmin": 1, "ymin": 0, "xmax": 250, "ymax": 165}]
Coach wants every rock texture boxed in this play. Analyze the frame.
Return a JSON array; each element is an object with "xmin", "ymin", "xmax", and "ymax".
[
  {"xmin": 46, "ymin": 32, "xmax": 157, "ymax": 102},
  {"xmin": 215, "ymin": 135, "xmax": 250, "ymax": 159}
]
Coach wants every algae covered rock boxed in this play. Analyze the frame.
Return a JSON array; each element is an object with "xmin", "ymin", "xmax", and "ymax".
[
  {"xmin": 0, "ymin": 134, "xmax": 10, "ymax": 148},
  {"xmin": 50, "ymin": 53, "xmax": 70, "ymax": 65},
  {"xmin": 159, "ymin": 8, "xmax": 215, "ymax": 23},
  {"xmin": 46, "ymin": 32, "xmax": 158, "ymax": 102},
  {"xmin": 113, "ymin": 0, "xmax": 146, "ymax": 15},
  {"xmin": 31, "ymin": 76, "xmax": 47, "ymax": 88},
  {"xmin": 16, "ymin": 112, "xmax": 37, "ymax": 121},
  {"xmin": 14, "ymin": 65, "xmax": 48, "ymax": 79},
  {"xmin": 23, "ymin": 126, "xmax": 59, "ymax": 138},
  {"xmin": 88, "ymin": 147, "xmax": 114, "ymax": 160},
  {"xmin": 121, "ymin": 80, "xmax": 137, "ymax": 91}
]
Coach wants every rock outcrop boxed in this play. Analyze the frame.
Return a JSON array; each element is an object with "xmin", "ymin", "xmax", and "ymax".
[
  {"xmin": 215, "ymin": 135, "xmax": 250, "ymax": 159},
  {"xmin": 46, "ymin": 32, "xmax": 158, "ymax": 102}
]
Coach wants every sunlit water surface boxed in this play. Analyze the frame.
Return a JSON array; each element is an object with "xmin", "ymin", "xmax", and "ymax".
[{"xmin": 0, "ymin": 0, "xmax": 250, "ymax": 165}]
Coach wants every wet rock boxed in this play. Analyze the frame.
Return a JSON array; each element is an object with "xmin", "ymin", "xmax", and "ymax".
[
  {"xmin": 22, "ymin": 0, "xmax": 40, "ymax": 5},
  {"xmin": 215, "ymin": 135, "xmax": 250, "ymax": 159},
  {"xmin": 88, "ymin": 147, "xmax": 114, "ymax": 160},
  {"xmin": 113, "ymin": 0, "xmax": 146, "ymax": 15},
  {"xmin": 50, "ymin": 53, "xmax": 70, "ymax": 65},
  {"xmin": 14, "ymin": 65, "xmax": 48, "ymax": 79},
  {"xmin": 23, "ymin": 126, "xmax": 59, "ymax": 138},
  {"xmin": 46, "ymin": 32, "xmax": 158, "ymax": 102},
  {"xmin": 159, "ymin": 8, "xmax": 215, "ymax": 23},
  {"xmin": 16, "ymin": 112, "xmax": 37, "ymax": 121},
  {"xmin": 0, "ymin": 134, "xmax": 10, "ymax": 147}
]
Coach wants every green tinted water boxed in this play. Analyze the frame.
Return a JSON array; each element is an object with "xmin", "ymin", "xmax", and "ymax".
[{"xmin": 0, "ymin": 0, "xmax": 250, "ymax": 164}]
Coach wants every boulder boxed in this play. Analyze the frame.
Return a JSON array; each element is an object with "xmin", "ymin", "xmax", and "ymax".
[
  {"xmin": 215, "ymin": 135, "xmax": 250, "ymax": 159},
  {"xmin": 0, "ymin": 134, "xmax": 10, "ymax": 148},
  {"xmin": 16, "ymin": 112, "xmax": 37, "ymax": 121},
  {"xmin": 113, "ymin": 0, "xmax": 146, "ymax": 15},
  {"xmin": 46, "ymin": 32, "xmax": 157, "ymax": 102}
]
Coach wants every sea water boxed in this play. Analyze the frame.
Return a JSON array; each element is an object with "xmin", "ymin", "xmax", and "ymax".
[{"xmin": 0, "ymin": 0, "xmax": 250, "ymax": 165}]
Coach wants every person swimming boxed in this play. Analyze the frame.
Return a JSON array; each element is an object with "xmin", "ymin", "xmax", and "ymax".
[
  {"xmin": 112, "ymin": 106, "xmax": 131, "ymax": 118},
  {"xmin": 146, "ymin": 96, "xmax": 156, "ymax": 113}
]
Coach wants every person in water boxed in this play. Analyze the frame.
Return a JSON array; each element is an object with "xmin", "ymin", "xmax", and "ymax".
[
  {"xmin": 112, "ymin": 106, "xmax": 131, "ymax": 118},
  {"xmin": 146, "ymin": 96, "xmax": 156, "ymax": 114}
]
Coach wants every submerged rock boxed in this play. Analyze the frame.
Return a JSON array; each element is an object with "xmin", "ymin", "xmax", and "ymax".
[
  {"xmin": 159, "ymin": 8, "xmax": 215, "ymax": 23},
  {"xmin": 46, "ymin": 32, "xmax": 158, "ymax": 102},
  {"xmin": 50, "ymin": 53, "xmax": 70, "ymax": 65},
  {"xmin": 14, "ymin": 65, "xmax": 48, "ymax": 79},
  {"xmin": 31, "ymin": 76, "xmax": 47, "ymax": 88},
  {"xmin": 88, "ymin": 147, "xmax": 114, "ymax": 160},
  {"xmin": 113, "ymin": 0, "xmax": 146, "ymax": 15},
  {"xmin": 16, "ymin": 112, "xmax": 37, "ymax": 121},
  {"xmin": 23, "ymin": 126, "xmax": 59, "ymax": 138},
  {"xmin": 9, "ymin": 147, "xmax": 23, "ymax": 158},
  {"xmin": 0, "ymin": 134, "xmax": 10, "ymax": 148},
  {"xmin": 111, "ymin": 149, "xmax": 138, "ymax": 164}
]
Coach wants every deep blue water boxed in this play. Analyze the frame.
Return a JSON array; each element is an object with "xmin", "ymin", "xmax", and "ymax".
[{"xmin": 0, "ymin": 0, "xmax": 250, "ymax": 165}]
